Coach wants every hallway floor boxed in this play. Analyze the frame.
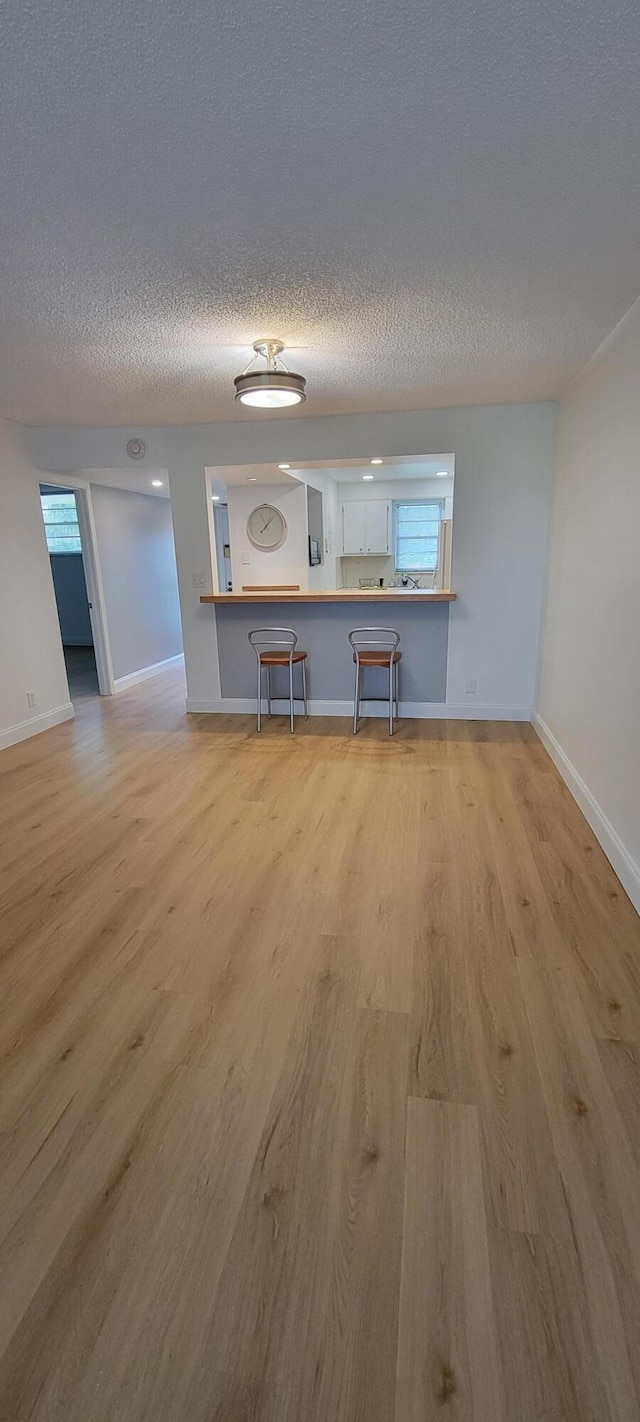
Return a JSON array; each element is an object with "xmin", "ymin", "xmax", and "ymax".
[
  {"xmin": 63, "ymin": 644, "xmax": 99, "ymax": 702},
  {"xmin": 1, "ymin": 666, "xmax": 639, "ymax": 1419}
]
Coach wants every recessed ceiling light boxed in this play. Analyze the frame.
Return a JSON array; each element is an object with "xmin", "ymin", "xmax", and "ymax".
[
  {"xmin": 234, "ymin": 340, "xmax": 306, "ymax": 409},
  {"xmin": 436, "ymin": 470, "xmax": 449, "ymax": 477},
  {"xmin": 247, "ymin": 476, "xmax": 258, "ymax": 482},
  {"xmin": 151, "ymin": 480, "xmax": 163, "ymax": 487},
  {"xmin": 278, "ymin": 463, "xmax": 290, "ymax": 470},
  {"xmin": 212, "ymin": 495, "xmax": 220, "ymax": 501},
  {"xmin": 370, "ymin": 458, "xmax": 383, "ymax": 465},
  {"xmin": 362, "ymin": 474, "xmax": 375, "ymax": 481}
]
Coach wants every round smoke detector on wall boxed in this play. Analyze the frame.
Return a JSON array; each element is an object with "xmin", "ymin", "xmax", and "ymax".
[{"xmin": 126, "ymin": 438, "xmax": 146, "ymax": 460}]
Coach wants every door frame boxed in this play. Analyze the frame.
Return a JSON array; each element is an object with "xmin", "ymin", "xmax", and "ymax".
[{"xmin": 42, "ymin": 477, "xmax": 115, "ymax": 696}]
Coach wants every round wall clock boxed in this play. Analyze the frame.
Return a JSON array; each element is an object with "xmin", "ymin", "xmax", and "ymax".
[{"xmin": 246, "ymin": 503, "xmax": 287, "ymax": 551}]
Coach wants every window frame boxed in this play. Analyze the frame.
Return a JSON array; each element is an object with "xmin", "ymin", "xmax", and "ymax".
[
  {"xmin": 40, "ymin": 491, "xmax": 83, "ymax": 555},
  {"xmin": 392, "ymin": 497, "xmax": 444, "ymax": 574}
]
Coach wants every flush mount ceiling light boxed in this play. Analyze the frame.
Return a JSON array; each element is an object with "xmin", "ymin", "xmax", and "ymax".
[
  {"xmin": 370, "ymin": 458, "xmax": 383, "ymax": 465},
  {"xmin": 234, "ymin": 340, "xmax": 306, "ymax": 409},
  {"xmin": 362, "ymin": 474, "xmax": 375, "ymax": 480},
  {"xmin": 151, "ymin": 479, "xmax": 164, "ymax": 487}
]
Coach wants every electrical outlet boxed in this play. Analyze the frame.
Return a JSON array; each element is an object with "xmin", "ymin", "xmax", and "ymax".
[
  {"xmin": 26, "ymin": 690, "xmax": 36, "ymax": 707},
  {"xmin": 465, "ymin": 679, "xmax": 477, "ymax": 695}
]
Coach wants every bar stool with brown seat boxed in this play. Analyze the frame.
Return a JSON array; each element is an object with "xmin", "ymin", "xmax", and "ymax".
[
  {"xmin": 348, "ymin": 627, "xmax": 401, "ymax": 736},
  {"xmin": 248, "ymin": 628, "xmax": 308, "ymax": 733}
]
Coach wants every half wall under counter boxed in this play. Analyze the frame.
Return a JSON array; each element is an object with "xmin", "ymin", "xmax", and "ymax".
[{"xmin": 200, "ymin": 590, "xmax": 457, "ymax": 714}]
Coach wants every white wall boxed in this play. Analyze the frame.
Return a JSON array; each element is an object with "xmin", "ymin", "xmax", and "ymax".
[
  {"xmin": 291, "ymin": 467, "xmax": 341, "ymax": 592},
  {"xmin": 226, "ymin": 480, "xmax": 310, "ymax": 592},
  {"xmin": 0, "ymin": 419, "xmax": 72, "ymax": 748},
  {"xmin": 339, "ymin": 476, "xmax": 454, "ymax": 518},
  {"xmin": 31, "ymin": 401, "xmax": 556, "ymax": 717},
  {"xmin": 90, "ymin": 484, "xmax": 183, "ymax": 683},
  {"xmin": 537, "ymin": 298, "xmax": 640, "ymax": 911}
]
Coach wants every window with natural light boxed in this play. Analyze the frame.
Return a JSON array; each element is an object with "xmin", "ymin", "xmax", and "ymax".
[
  {"xmin": 40, "ymin": 491, "xmax": 82, "ymax": 554},
  {"xmin": 394, "ymin": 500, "xmax": 442, "ymax": 571}
]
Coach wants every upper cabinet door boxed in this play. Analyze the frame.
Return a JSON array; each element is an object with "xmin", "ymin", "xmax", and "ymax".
[
  {"xmin": 365, "ymin": 500, "xmax": 391, "ymax": 554},
  {"xmin": 341, "ymin": 501, "xmax": 367, "ymax": 555}
]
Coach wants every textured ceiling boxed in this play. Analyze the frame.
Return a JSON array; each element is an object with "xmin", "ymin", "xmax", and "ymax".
[{"xmin": 2, "ymin": 0, "xmax": 640, "ymax": 427}]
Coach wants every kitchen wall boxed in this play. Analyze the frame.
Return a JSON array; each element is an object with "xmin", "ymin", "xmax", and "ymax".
[
  {"xmin": 226, "ymin": 480, "xmax": 310, "ymax": 592},
  {"xmin": 91, "ymin": 483, "xmax": 183, "ymax": 683},
  {"xmin": 31, "ymin": 400, "xmax": 556, "ymax": 718},
  {"xmin": 338, "ymin": 476, "xmax": 454, "ymax": 516},
  {"xmin": 537, "ymin": 296, "xmax": 640, "ymax": 910},
  {"xmin": 289, "ymin": 467, "xmax": 341, "ymax": 591},
  {"xmin": 0, "ymin": 418, "xmax": 72, "ymax": 748},
  {"xmin": 338, "ymin": 476, "xmax": 454, "ymax": 587}
]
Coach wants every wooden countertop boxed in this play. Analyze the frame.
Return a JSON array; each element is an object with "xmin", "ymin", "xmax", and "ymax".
[{"xmin": 200, "ymin": 589, "xmax": 457, "ymax": 604}]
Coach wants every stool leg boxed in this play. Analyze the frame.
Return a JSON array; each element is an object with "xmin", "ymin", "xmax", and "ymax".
[
  {"xmin": 289, "ymin": 657, "xmax": 295, "ymax": 734},
  {"xmin": 267, "ymin": 666, "xmax": 272, "ymax": 718},
  {"xmin": 256, "ymin": 660, "xmax": 262, "ymax": 732},
  {"xmin": 353, "ymin": 660, "xmax": 360, "ymax": 735},
  {"xmin": 389, "ymin": 657, "xmax": 394, "ymax": 735},
  {"xmin": 302, "ymin": 658, "xmax": 308, "ymax": 718},
  {"xmin": 395, "ymin": 662, "xmax": 400, "ymax": 722}
]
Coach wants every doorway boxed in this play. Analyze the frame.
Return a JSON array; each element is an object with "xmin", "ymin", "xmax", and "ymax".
[
  {"xmin": 213, "ymin": 502, "xmax": 233, "ymax": 592},
  {"xmin": 39, "ymin": 483, "xmax": 113, "ymax": 703}
]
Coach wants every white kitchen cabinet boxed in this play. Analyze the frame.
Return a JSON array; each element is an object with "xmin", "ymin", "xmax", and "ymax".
[
  {"xmin": 364, "ymin": 500, "xmax": 391, "ymax": 555},
  {"xmin": 341, "ymin": 501, "xmax": 367, "ymax": 555},
  {"xmin": 340, "ymin": 500, "xmax": 391, "ymax": 555}
]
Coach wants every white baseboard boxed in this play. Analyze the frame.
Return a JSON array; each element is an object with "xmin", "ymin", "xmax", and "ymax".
[
  {"xmin": 534, "ymin": 714, "xmax": 640, "ymax": 915},
  {"xmin": 0, "ymin": 701, "xmax": 75, "ymax": 752},
  {"xmin": 186, "ymin": 696, "xmax": 532, "ymax": 721},
  {"xmin": 113, "ymin": 654, "xmax": 184, "ymax": 694}
]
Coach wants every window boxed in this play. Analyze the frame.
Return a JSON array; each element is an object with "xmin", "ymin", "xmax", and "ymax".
[
  {"xmin": 41, "ymin": 491, "xmax": 82, "ymax": 553},
  {"xmin": 394, "ymin": 500, "xmax": 442, "ymax": 571}
]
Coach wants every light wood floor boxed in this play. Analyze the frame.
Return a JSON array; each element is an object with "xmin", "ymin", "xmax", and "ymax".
[{"xmin": 1, "ymin": 666, "xmax": 640, "ymax": 1421}]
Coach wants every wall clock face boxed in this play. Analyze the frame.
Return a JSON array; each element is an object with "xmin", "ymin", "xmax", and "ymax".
[{"xmin": 246, "ymin": 503, "xmax": 287, "ymax": 551}]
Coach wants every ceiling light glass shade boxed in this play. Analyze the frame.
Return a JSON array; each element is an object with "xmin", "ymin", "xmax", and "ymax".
[
  {"xmin": 234, "ymin": 340, "xmax": 306, "ymax": 409},
  {"xmin": 234, "ymin": 372, "xmax": 306, "ymax": 407}
]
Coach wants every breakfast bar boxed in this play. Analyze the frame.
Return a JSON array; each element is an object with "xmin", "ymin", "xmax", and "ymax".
[{"xmin": 201, "ymin": 589, "xmax": 457, "ymax": 714}]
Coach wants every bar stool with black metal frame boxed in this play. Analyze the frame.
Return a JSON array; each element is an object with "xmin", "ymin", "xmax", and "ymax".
[
  {"xmin": 248, "ymin": 628, "xmax": 308, "ymax": 733},
  {"xmin": 348, "ymin": 627, "xmax": 401, "ymax": 736}
]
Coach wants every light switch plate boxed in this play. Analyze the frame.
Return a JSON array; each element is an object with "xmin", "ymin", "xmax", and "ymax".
[{"xmin": 192, "ymin": 573, "xmax": 206, "ymax": 589}]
